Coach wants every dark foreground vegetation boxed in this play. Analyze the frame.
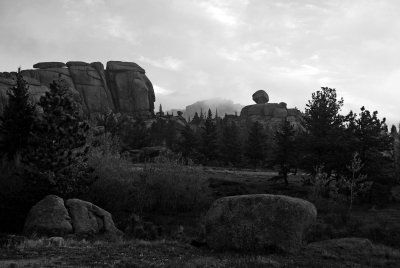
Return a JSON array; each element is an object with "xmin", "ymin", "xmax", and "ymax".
[{"xmin": 0, "ymin": 70, "xmax": 400, "ymax": 267}]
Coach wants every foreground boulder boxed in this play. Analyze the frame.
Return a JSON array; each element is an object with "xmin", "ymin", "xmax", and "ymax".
[
  {"xmin": 205, "ymin": 194, "xmax": 317, "ymax": 253},
  {"xmin": 23, "ymin": 195, "xmax": 73, "ymax": 237},
  {"xmin": 24, "ymin": 195, "xmax": 121, "ymax": 237}
]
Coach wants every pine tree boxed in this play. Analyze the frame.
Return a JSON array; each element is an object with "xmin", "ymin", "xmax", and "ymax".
[
  {"xmin": 351, "ymin": 107, "xmax": 393, "ymax": 185},
  {"xmin": 301, "ymin": 87, "xmax": 350, "ymax": 178},
  {"xmin": 192, "ymin": 112, "xmax": 200, "ymax": 124},
  {"xmin": 158, "ymin": 104, "xmax": 164, "ymax": 116},
  {"xmin": 150, "ymin": 117, "xmax": 167, "ymax": 146},
  {"xmin": 24, "ymin": 79, "xmax": 92, "ymax": 197},
  {"xmin": 201, "ymin": 109, "xmax": 219, "ymax": 163},
  {"xmin": 221, "ymin": 120, "xmax": 242, "ymax": 166},
  {"xmin": 392, "ymin": 125, "xmax": 400, "ymax": 182},
  {"xmin": 122, "ymin": 118, "xmax": 150, "ymax": 149},
  {"xmin": 200, "ymin": 108, "xmax": 204, "ymax": 121},
  {"xmin": 272, "ymin": 119, "xmax": 297, "ymax": 185},
  {"xmin": 179, "ymin": 124, "xmax": 198, "ymax": 164},
  {"xmin": 0, "ymin": 69, "xmax": 36, "ymax": 164},
  {"xmin": 245, "ymin": 121, "xmax": 267, "ymax": 168}
]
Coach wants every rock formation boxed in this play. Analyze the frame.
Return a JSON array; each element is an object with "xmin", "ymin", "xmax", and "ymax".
[
  {"xmin": 0, "ymin": 61, "xmax": 155, "ymax": 117},
  {"xmin": 205, "ymin": 194, "xmax": 317, "ymax": 253},
  {"xmin": 240, "ymin": 90, "xmax": 303, "ymax": 134},
  {"xmin": 23, "ymin": 195, "xmax": 122, "ymax": 237}
]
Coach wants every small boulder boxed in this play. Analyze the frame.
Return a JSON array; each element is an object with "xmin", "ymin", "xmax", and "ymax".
[
  {"xmin": 33, "ymin": 62, "xmax": 66, "ymax": 69},
  {"xmin": 252, "ymin": 90, "xmax": 269, "ymax": 104},
  {"xmin": 65, "ymin": 198, "xmax": 122, "ymax": 236},
  {"xmin": 23, "ymin": 195, "xmax": 73, "ymax": 237},
  {"xmin": 205, "ymin": 194, "xmax": 317, "ymax": 253}
]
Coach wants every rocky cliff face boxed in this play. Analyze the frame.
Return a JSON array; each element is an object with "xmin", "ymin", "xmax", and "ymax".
[{"xmin": 0, "ymin": 61, "xmax": 155, "ymax": 117}]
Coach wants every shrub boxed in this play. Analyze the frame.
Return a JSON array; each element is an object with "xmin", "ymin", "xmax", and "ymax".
[
  {"xmin": 134, "ymin": 156, "xmax": 212, "ymax": 215},
  {"xmin": 86, "ymin": 133, "xmax": 137, "ymax": 225},
  {"xmin": 86, "ymin": 134, "xmax": 211, "ymax": 229}
]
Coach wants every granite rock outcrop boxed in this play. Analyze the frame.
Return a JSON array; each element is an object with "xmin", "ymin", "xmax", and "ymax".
[{"xmin": 0, "ymin": 61, "xmax": 155, "ymax": 117}]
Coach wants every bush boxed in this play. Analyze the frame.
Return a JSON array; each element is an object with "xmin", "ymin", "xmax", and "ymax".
[
  {"xmin": 134, "ymin": 157, "xmax": 212, "ymax": 215},
  {"xmin": 86, "ymin": 134, "xmax": 211, "ymax": 229},
  {"xmin": 86, "ymin": 133, "xmax": 137, "ymax": 225}
]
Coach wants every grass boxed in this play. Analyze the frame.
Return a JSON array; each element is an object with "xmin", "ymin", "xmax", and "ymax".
[{"xmin": 2, "ymin": 236, "xmax": 400, "ymax": 268}]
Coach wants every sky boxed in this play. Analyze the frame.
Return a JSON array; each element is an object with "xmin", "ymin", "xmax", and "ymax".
[{"xmin": 0, "ymin": 0, "xmax": 399, "ymax": 126}]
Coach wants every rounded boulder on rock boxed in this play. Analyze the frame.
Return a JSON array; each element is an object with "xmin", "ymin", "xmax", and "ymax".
[
  {"xmin": 252, "ymin": 90, "xmax": 269, "ymax": 104},
  {"xmin": 205, "ymin": 194, "xmax": 317, "ymax": 253},
  {"xmin": 23, "ymin": 195, "xmax": 73, "ymax": 237}
]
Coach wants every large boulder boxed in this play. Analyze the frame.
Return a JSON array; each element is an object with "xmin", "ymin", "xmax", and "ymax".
[
  {"xmin": 23, "ymin": 195, "xmax": 121, "ymax": 237},
  {"xmin": 65, "ymin": 198, "xmax": 122, "ymax": 235},
  {"xmin": 23, "ymin": 195, "xmax": 73, "ymax": 237},
  {"xmin": 205, "ymin": 194, "xmax": 317, "ymax": 253}
]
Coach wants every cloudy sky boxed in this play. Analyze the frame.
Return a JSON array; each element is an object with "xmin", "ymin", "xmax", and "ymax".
[{"xmin": 0, "ymin": 0, "xmax": 399, "ymax": 126}]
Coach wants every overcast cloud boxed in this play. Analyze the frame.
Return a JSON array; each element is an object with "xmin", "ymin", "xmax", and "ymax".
[{"xmin": 0, "ymin": 0, "xmax": 399, "ymax": 126}]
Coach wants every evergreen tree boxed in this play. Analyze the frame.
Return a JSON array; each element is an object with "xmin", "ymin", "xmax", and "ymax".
[
  {"xmin": 158, "ymin": 104, "xmax": 164, "ymax": 116},
  {"xmin": 165, "ymin": 120, "xmax": 177, "ymax": 149},
  {"xmin": 192, "ymin": 112, "xmax": 200, "ymax": 124},
  {"xmin": 245, "ymin": 121, "xmax": 267, "ymax": 168},
  {"xmin": 199, "ymin": 108, "xmax": 204, "ymax": 121},
  {"xmin": 122, "ymin": 118, "xmax": 150, "ymax": 149},
  {"xmin": 150, "ymin": 117, "xmax": 167, "ymax": 146},
  {"xmin": 24, "ymin": 79, "xmax": 92, "ymax": 197},
  {"xmin": 392, "ymin": 125, "xmax": 400, "ymax": 182},
  {"xmin": 301, "ymin": 87, "xmax": 350, "ymax": 178},
  {"xmin": 272, "ymin": 119, "xmax": 297, "ymax": 185},
  {"xmin": 0, "ymin": 69, "xmax": 36, "ymax": 164},
  {"xmin": 178, "ymin": 124, "xmax": 198, "ymax": 164},
  {"xmin": 221, "ymin": 120, "xmax": 242, "ymax": 166},
  {"xmin": 201, "ymin": 109, "xmax": 219, "ymax": 163},
  {"xmin": 351, "ymin": 107, "xmax": 393, "ymax": 183}
]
